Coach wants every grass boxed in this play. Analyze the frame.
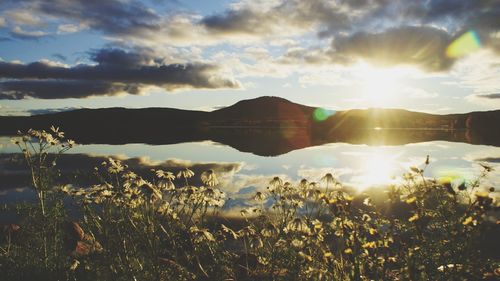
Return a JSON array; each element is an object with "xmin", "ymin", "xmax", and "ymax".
[{"xmin": 1, "ymin": 127, "xmax": 499, "ymax": 280}]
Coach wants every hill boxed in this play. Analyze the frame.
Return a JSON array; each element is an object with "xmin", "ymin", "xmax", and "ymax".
[{"xmin": 1, "ymin": 96, "xmax": 499, "ymax": 155}]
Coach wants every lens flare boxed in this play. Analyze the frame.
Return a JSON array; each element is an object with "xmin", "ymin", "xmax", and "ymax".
[
  {"xmin": 313, "ymin": 108, "xmax": 335, "ymax": 122},
  {"xmin": 446, "ymin": 30, "xmax": 481, "ymax": 58},
  {"xmin": 433, "ymin": 167, "xmax": 474, "ymax": 188}
]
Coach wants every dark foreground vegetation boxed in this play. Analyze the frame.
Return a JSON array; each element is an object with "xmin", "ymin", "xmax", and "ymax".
[{"xmin": 1, "ymin": 128, "xmax": 499, "ymax": 280}]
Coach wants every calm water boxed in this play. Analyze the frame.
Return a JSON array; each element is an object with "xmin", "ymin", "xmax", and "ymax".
[{"xmin": 1, "ymin": 136, "xmax": 499, "ymax": 212}]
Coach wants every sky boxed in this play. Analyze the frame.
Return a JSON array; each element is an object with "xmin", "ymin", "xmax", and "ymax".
[{"xmin": 0, "ymin": 0, "xmax": 499, "ymax": 115}]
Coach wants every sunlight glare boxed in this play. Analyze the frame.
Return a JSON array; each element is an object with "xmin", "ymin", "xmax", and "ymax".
[
  {"xmin": 357, "ymin": 63, "xmax": 403, "ymax": 107},
  {"xmin": 357, "ymin": 148, "xmax": 399, "ymax": 190}
]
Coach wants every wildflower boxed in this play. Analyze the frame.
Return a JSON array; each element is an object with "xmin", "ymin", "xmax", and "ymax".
[
  {"xmin": 344, "ymin": 248, "xmax": 353, "ymax": 254},
  {"xmin": 437, "ymin": 264, "xmax": 463, "ymax": 272},
  {"xmin": 291, "ymin": 199, "xmax": 304, "ymax": 208},
  {"xmin": 405, "ymin": 196, "xmax": 417, "ymax": 204},
  {"xmin": 312, "ymin": 219, "xmax": 323, "ymax": 230},
  {"xmin": 66, "ymin": 139, "xmax": 76, "ymax": 148},
  {"xmin": 362, "ymin": 241, "xmax": 377, "ymax": 249},
  {"xmin": 321, "ymin": 173, "xmax": 336, "ymax": 191},
  {"xmin": 275, "ymin": 239, "xmax": 287, "ymax": 248},
  {"xmin": 298, "ymin": 251, "xmax": 313, "ymax": 262},
  {"xmin": 177, "ymin": 168, "xmax": 194, "ymax": 179},
  {"xmin": 344, "ymin": 194, "xmax": 354, "ymax": 201},
  {"xmin": 269, "ymin": 176, "xmax": 283, "ymax": 188},
  {"xmin": 291, "ymin": 239, "xmax": 304, "ymax": 248},
  {"xmin": 363, "ymin": 197, "xmax": 372, "ymax": 206},
  {"xmin": 410, "ymin": 166, "xmax": 421, "ymax": 173},
  {"xmin": 201, "ymin": 170, "xmax": 219, "ymax": 186},
  {"xmin": 221, "ymin": 224, "xmax": 239, "ymax": 239},
  {"xmin": 261, "ymin": 223, "xmax": 278, "ymax": 237},
  {"xmin": 408, "ymin": 214, "xmax": 419, "ymax": 222},
  {"xmin": 257, "ymin": 256, "xmax": 269, "ymax": 266},
  {"xmin": 101, "ymin": 190, "xmax": 113, "ymax": 197},
  {"xmin": 238, "ymin": 226, "xmax": 256, "ymax": 237},
  {"xmin": 253, "ymin": 191, "xmax": 266, "ymax": 201},
  {"xmin": 59, "ymin": 185, "xmax": 71, "ymax": 194},
  {"xmin": 240, "ymin": 208, "xmax": 249, "ymax": 217},
  {"xmin": 158, "ymin": 179, "xmax": 175, "ymax": 191},
  {"xmin": 107, "ymin": 158, "xmax": 124, "ymax": 174},
  {"xmin": 69, "ymin": 259, "xmax": 80, "ymax": 271},
  {"xmin": 190, "ymin": 226, "xmax": 215, "ymax": 243},
  {"xmin": 463, "ymin": 216, "xmax": 475, "ymax": 226},
  {"xmin": 286, "ymin": 218, "xmax": 311, "ymax": 235},
  {"xmin": 299, "ymin": 179, "xmax": 308, "ymax": 189},
  {"xmin": 165, "ymin": 171, "xmax": 175, "ymax": 181}
]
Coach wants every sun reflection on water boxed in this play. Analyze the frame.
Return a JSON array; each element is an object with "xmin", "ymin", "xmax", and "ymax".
[{"xmin": 356, "ymin": 148, "xmax": 400, "ymax": 190}]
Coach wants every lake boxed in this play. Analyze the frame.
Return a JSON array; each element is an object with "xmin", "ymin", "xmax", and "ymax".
[{"xmin": 1, "ymin": 132, "xmax": 499, "ymax": 213}]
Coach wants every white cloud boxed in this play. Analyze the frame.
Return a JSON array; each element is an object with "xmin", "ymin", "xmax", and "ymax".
[
  {"xmin": 11, "ymin": 26, "xmax": 47, "ymax": 38},
  {"xmin": 403, "ymin": 87, "xmax": 439, "ymax": 99},
  {"xmin": 4, "ymin": 9, "xmax": 44, "ymax": 26},
  {"xmin": 57, "ymin": 23, "xmax": 88, "ymax": 34},
  {"xmin": 452, "ymin": 50, "xmax": 500, "ymax": 95}
]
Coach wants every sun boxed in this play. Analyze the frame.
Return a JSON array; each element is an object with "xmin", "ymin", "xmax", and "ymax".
[{"xmin": 356, "ymin": 63, "xmax": 404, "ymax": 107}]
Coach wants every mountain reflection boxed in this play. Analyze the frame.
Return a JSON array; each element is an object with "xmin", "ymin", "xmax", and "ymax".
[{"xmin": 1, "ymin": 139, "xmax": 499, "ymax": 210}]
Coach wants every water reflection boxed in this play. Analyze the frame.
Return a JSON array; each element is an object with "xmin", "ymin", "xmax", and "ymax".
[
  {"xmin": 1, "ymin": 137, "xmax": 499, "ymax": 209},
  {"xmin": 356, "ymin": 148, "xmax": 400, "ymax": 189}
]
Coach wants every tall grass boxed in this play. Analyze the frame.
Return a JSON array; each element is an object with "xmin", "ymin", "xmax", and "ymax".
[{"xmin": 1, "ymin": 128, "xmax": 499, "ymax": 280}]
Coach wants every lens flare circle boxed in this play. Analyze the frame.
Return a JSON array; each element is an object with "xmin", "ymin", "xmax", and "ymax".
[{"xmin": 446, "ymin": 30, "xmax": 481, "ymax": 58}]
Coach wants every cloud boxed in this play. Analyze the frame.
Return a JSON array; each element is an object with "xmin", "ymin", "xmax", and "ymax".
[
  {"xmin": 31, "ymin": 0, "xmax": 159, "ymax": 37},
  {"xmin": 0, "ymin": 48, "xmax": 240, "ymax": 99},
  {"xmin": 475, "ymin": 93, "xmax": 500, "ymax": 99},
  {"xmin": 57, "ymin": 23, "xmax": 87, "ymax": 34},
  {"xmin": 10, "ymin": 26, "xmax": 48, "ymax": 40},
  {"xmin": 333, "ymin": 26, "xmax": 454, "ymax": 71},
  {"xmin": 475, "ymin": 157, "xmax": 500, "ymax": 163},
  {"xmin": 51, "ymin": 53, "xmax": 67, "ymax": 61},
  {"xmin": 0, "ymin": 80, "xmax": 139, "ymax": 99},
  {"xmin": 4, "ymin": 9, "xmax": 44, "ymax": 26},
  {"xmin": 200, "ymin": 0, "xmax": 350, "ymax": 38},
  {"xmin": 403, "ymin": 87, "xmax": 439, "ymax": 99},
  {"xmin": 0, "ymin": 17, "xmax": 5, "ymax": 27},
  {"xmin": 452, "ymin": 49, "xmax": 500, "ymax": 107}
]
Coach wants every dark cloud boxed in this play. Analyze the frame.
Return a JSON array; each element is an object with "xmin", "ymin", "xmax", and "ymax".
[
  {"xmin": 0, "ymin": 80, "xmax": 139, "ymax": 99},
  {"xmin": 32, "ymin": 0, "xmax": 159, "ymax": 37},
  {"xmin": 476, "ymin": 93, "xmax": 500, "ymax": 99},
  {"xmin": 201, "ymin": 0, "xmax": 349, "ymax": 36},
  {"xmin": 202, "ymin": 10, "xmax": 264, "ymax": 34},
  {"xmin": 0, "ymin": 0, "xmax": 498, "ymax": 76},
  {"xmin": 333, "ymin": 26, "xmax": 454, "ymax": 71},
  {"xmin": 475, "ymin": 157, "xmax": 500, "ymax": 163},
  {"xmin": 0, "ymin": 48, "xmax": 239, "ymax": 99}
]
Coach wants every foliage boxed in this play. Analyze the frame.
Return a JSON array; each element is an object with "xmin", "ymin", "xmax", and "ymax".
[{"xmin": 1, "ymin": 128, "xmax": 499, "ymax": 280}]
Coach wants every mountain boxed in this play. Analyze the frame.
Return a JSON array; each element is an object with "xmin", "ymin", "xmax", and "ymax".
[{"xmin": 1, "ymin": 96, "xmax": 499, "ymax": 156}]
